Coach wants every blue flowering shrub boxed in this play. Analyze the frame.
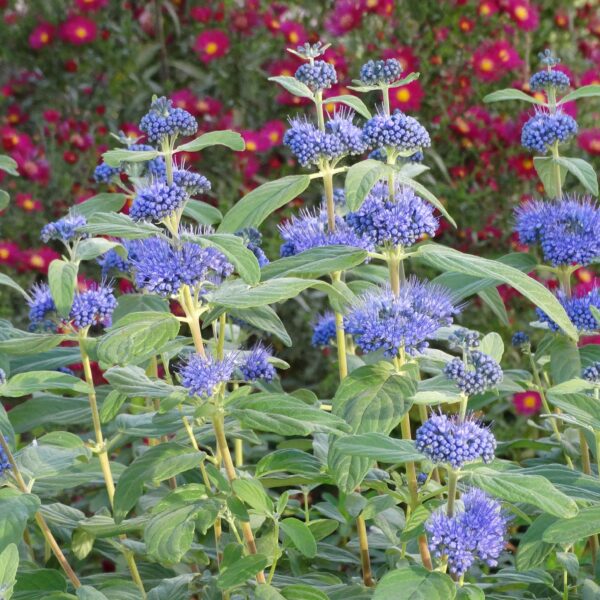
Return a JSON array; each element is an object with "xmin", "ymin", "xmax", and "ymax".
[{"xmin": 0, "ymin": 45, "xmax": 598, "ymax": 599}]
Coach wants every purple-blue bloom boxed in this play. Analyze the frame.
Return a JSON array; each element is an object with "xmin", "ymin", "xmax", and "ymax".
[
  {"xmin": 583, "ymin": 362, "xmax": 600, "ymax": 384},
  {"xmin": 129, "ymin": 236, "xmax": 232, "ymax": 297},
  {"xmin": 283, "ymin": 117, "xmax": 345, "ymax": 167},
  {"xmin": 537, "ymin": 287, "xmax": 600, "ymax": 333},
  {"xmin": 235, "ymin": 228, "xmax": 269, "ymax": 267},
  {"xmin": 529, "ymin": 69, "xmax": 570, "ymax": 91},
  {"xmin": 359, "ymin": 59, "xmax": 403, "ymax": 86},
  {"xmin": 94, "ymin": 163, "xmax": 119, "ymax": 183},
  {"xmin": 70, "ymin": 283, "xmax": 117, "ymax": 329},
  {"xmin": 511, "ymin": 331, "xmax": 530, "ymax": 348},
  {"xmin": 128, "ymin": 143, "xmax": 166, "ymax": 178},
  {"xmin": 344, "ymin": 279, "xmax": 458, "ymax": 356},
  {"xmin": 415, "ymin": 413, "xmax": 496, "ymax": 469},
  {"xmin": 130, "ymin": 181, "xmax": 188, "ymax": 222},
  {"xmin": 426, "ymin": 488, "xmax": 508, "ymax": 576},
  {"xmin": 325, "ymin": 110, "xmax": 367, "ymax": 156},
  {"xmin": 28, "ymin": 283, "xmax": 56, "ymax": 325},
  {"xmin": 295, "ymin": 61, "xmax": 337, "ymax": 92},
  {"xmin": 97, "ymin": 248, "xmax": 130, "ymax": 277},
  {"xmin": 172, "ymin": 169, "xmax": 211, "ymax": 195},
  {"xmin": 521, "ymin": 109, "xmax": 577, "ymax": 154},
  {"xmin": 239, "ymin": 344, "xmax": 276, "ymax": 382},
  {"xmin": 448, "ymin": 328, "xmax": 481, "ymax": 351},
  {"xmin": 179, "ymin": 353, "xmax": 236, "ymax": 397},
  {"xmin": 362, "ymin": 109, "xmax": 431, "ymax": 153},
  {"xmin": 41, "ymin": 214, "xmax": 87, "ymax": 244},
  {"xmin": 0, "ymin": 435, "xmax": 10, "ymax": 476},
  {"xmin": 444, "ymin": 351, "xmax": 503, "ymax": 395},
  {"xmin": 139, "ymin": 97, "xmax": 197, "ymax": 143},
  {"xmin": 312, "ymin": 312, "xmax": 337, "ymax": 347},
  {"xmin": 515, "ymin": 197, "xmax": 600, "ymax": 267},
  {"xmin": 345, "ymin": 182, "xmax": 438, "ymax": 248}
]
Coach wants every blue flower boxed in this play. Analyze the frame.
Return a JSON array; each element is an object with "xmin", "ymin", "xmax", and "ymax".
[
  {"xmin": 129, "ymin": 236, "xmax": 232, "ymax": 297},
  {"xmin": 70, "ymin": 283, "xmax": 117, "ymax": 329},
  {"xmin": 529, "ymin": 69, "xmax": 570, "ymax": 92},
  {"xmin": 97, "ymin": 247, "xmax": 130, "ymax": 277},
  {"xmin": 344, "ymin": 279, "xmax": 458, "ymax": 356},
  {"xmin": 28, "ymin": 283, "xmax": 56, "ymax": 325},
  {"xmin": 130, "ymin": 181, "xmax": 187, "ymax": 222},
  {"xmin": 362, "ymin": 109, "xmax": 431, "ymax": 154},
  {"xmin": 359, "ymin": 59, "xmax": 403, "ymax": 86},
  {"xmin": 235, "ymin": 228, "xmax": 269, "ymax": 267},
  {"xmin": 172, "ymin": 169, "xmax": 211, "ymax": 195},
  {"xmin": 511, "ymin": 331, "xmax": 530, "ymax": 347},
  {"xmin": 515, "ymin": 197, "xmax": 600, "ymax": 267},
  {"xmin": 426, "ymin": 488, "xmax": 508, "ymax": 576},
  {"xmin": 444, "ymin": 351, "xmax": 503, "ymax": 395},
  {"xmin": 325, "ymin": 110, "xmax": 367, "ymax": 156},
  {"xmin": 295, "ymin": 61, "xmax": 337, "ymax": 92},
  {"xmin": 239, "ymin": 344, "xmax": 276, "ymax": 382},
  {"xmin": 139, "ymin": 97, "xmax": 197, "ymax": 143},
  {"xmin": 179, "ymin": 353, "xmax": 236, "ymax": 397},
  {"xmin": 312, "ymin": 312, "xmax": 337, "ymax": 347},
  {"xmin": 41, "ymin": 214, "xmax": 87, "ymax": 244},
  {"xmin": 448, "ymin": 328, "xmax": 480, "ymax": 351},
  {"xmin": 326, "ymin": 187, "xmax": 346, "ymax": 206},
  {"xmin": 521, "ymin": 109, "xmax": 577, "ymax": 154},
  {"xmin": 345, "ymin": 182, "xmax": 438, "ymax": 248},
  {"xmin": 278, "ymin": 208, "xmax": 373, "ymax": 257},
  {"xmin": 0, "ymin": 437, "xmax": 10, "ymax": 476},
  {"xmin": 539, "ymin": 49, "xmax": 561, "ymax": 67},
  {"xmin": 415, "ymin": 413, "xmax": 496, "ymax": 469},
  {"xmin": 94, "ymin": 163, "xmax": 120, "ymax": 183},
  {"xmin": 537, "ymin": 288, "xmax": 600, "ymax": 332},
  {"xmin": 583, "ymin": 362, "xmax": 600, "ymax": 384},
  {"xmin": 283, "ymin": 118, "xmax": 344, "ymax": 167}
]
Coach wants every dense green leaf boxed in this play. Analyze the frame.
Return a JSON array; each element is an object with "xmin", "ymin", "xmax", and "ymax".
[
  {"xmin": 479, "ymin": 332, "xmax": 504, "ymax": 363},
  {"xmin": 102, "ymin": 148, "xmax": 159, "ymax": 167},
  {"xmin": 228, "ymin": 306, "xmax": 292, "ymax": 347},
  {"xmin": 217, "ymin": 554, "xmax": 268, "ymax": 590},
  {"xmin": 345, "ymin": 159, "xmax": 388, "ymax": 211},
  {"xmin": 549, "ymin": 337, "xmax": 581, "ymax": 384},
  {"xmin": 546, "ymin": 392, "xmax": 600, "ymax": 432},
  {"xmin": 559, "ymin": 84, "xmax": 600, "ymax": 104},
  {"xmin": 555, "ymin": 156, "xmax": 599, "ymax": 196},
  {"xmin": 147, "ymin": 575, "xmax": 193, "ymax": 600},
  {"xmin": 82, "ymin": 212, "xmax": 161, "ymax": 239},
  {"xmin": 483, "ymin": 88, "xmax": 546, "ymax": 105},
  {"xmin": 0, "ymin": 330, "xmax": 67, "ymax": 356},
  {"xmin": 71, "ymin": 193, "xmax": 129, "ymax": 218},
  {"xmin": 0, "ymin": 544, "xmax": 18, "ymax": 600},
  {"xmin": 281, "ymin": 585, "xmax": 328, "ymax": 600},
  {"xmin": 73, "ymin": 238, "xmax": 122, "ymax": 262},
  {"xmin": 9, "ymin": 396, "xmax": 89, "ymax": 433},
  {"xmin": 76, "ymin": 586, "xmax": 110, "ymax": 600},
  {"xmin": 1, "ymin": 371, "xmax": 88, "ymax": 397},
  {"xmin": 232, "ymin": 479, "xmax": 274, "ymax": 515},
  {"xmin": 333, "ymin": 433, "xmax": 425, "ymax": 463},
  {"xmin": 534, "ymin": 156, "xmax": 567, "ymax": 199},
  {"xmin": 0, "ymin": 155, "xmax": 18, "ymax": 176},
  {"xmin": 182, "ymin": 199, "xmax": 222, "ymax": 225},
  {"xmin": 0, "ymin": 274, "xmax": 30, "ymax": 300},
  {"xmin": 256, "ymin": 585, "xmax": 286, "ymax": 600},
  {"xmin": 515, "ymin": 514, "xmax": 557, "ymax": 571},
  {"xmin": 111, "ymin": 293, "xmax": 169, "ymax": 323},
  {"xmin": 325, "ymin": 95, "xmax": 371, "ymax": 119},
  {"xmin": 268, "ymin": 76, "xmax": 314, "ymax": 99},
  {"xmin": 48, "ymin": 259, "xmax": 77, "ymax": 318},
  {"xmin": 0, "ymin": 189, "xmax": 9, "ymax": 211},
  {"xmin": 280, "ymin": 518, "xmax": 317, "ymax": 558},
  {"xmin": 219, "ymin": 175, "xmax": 311, "ymax": 233},
  {"xmin": 373, "ymin": 566, "xmax": 456, "ymax": 600},
  {"xmin": 0, "ymin": 489, "xmax": 40, "ymax": 549},
  {"xmin": 256, "ymin": 450, "xmax": 323, "ymax": 478},
  {"xmin": 543, "ymin": 506, "xmax": 600, "ymax": 545},
  {"xmin": 175, "ymin": 129, "xmax": 245, "ymax": 153}
]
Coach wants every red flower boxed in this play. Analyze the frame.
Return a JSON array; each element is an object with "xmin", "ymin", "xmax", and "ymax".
[
  {"xmin": 458, "ymin": 17, "xmax": 475, "ymax": 33},
  {"xmin": 512, "ymin": 391, "xmax": 541, "ymax": 415},
  {"xmin": 15, "ymin": 193, "xmax": 42, "ymax": 212},
  {"xmin": 382, "ymin": 46, "xmax": 419, "ymax": 73},
  {"xmin": 325, "ymin": 0, "xmax": 363, "ymax": 35},
  {"xmin": 194, "ymin": 30, "xmax": 230, "ymax": 63},
  {"xmin": 74, "ymin": 0, "xmax": 108, "ymax": 12},
  {"xmin": 20, "ymin": 247, "xmax": 59, "ymax": 273},
  {"xmin": 0, "ymin": 241, "xmax": 21, "ymax": 267},
  {"xmin": 29, "ymin": 22, "xmax": 55, "ymax": 49},
  {"xmin": 578, "ymin": 129, "xmax": 600, "ymax": 156},
  {"xmin": 581, "ymin": 70, "xmax": 600, "ymax": 87},
  {"xmin": 504, "ymin": 0, "xmax": 539, "ymax": 31},
  {"xmin": 195, "ymin": 96, "xmax": 222, "ymax": 117},
  {"xmin": 59, "ymin": 15, "xmax": 98, "ymax": 45},
  {"xmin": 241, "ymin": 130, "xmax": 269, "ymax": 153},
  {"xmin": 478, "ymin": 0, "xmax": 499, "ymax": 17},
  {"xmin": 509, "ymin": 154, "xmax": 536, "ymax": 179},
  {"xmin": 261, "ymin": 120, "xmax": 286, "ymax": 148},
  {"xmin": 190, "ymin": 7, "xmax": 213, "ymax": 23},
  {"xmin": 170, "ymin": 89, "xmax": 198, "ymax": 115},
  {"xmin": 389, "ymin": 79, "xmax": 424, "ymax": 112},
  {"xmin": 279, "ymin": 21, "xmax": 307, "ymax": 46}
]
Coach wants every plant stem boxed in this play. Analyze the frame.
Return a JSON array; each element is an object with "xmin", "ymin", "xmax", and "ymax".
[
  {"xmin": 551, "ymin": 141, "xmax": 563, "ymax": 200},
  {"xmin": 563, "ymin": 565, "xmax": 568, "ymax": 600},
  {"xmin": 0, "ymin": 434, "xmax": 82, "ymax": 589},
  {"xmin": 578, "ymin": 430, "xmax": 599, "ymax": 566},
  {"xmin": 446, "ymin": 469, "xmax": 459, "ymax": 518},
  {"xmin": 557, "ymin": 266, "xmax": 572, "ymax": 297},
  {"xmin": 356, "ymin": 515, "xmax": 374, "ymax": 587},
  {"xmin": 382, "ymin": 85, "xmax": 390, "ymax": 116}
]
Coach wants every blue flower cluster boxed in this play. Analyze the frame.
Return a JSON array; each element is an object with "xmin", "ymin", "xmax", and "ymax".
[
  {"xmin": 325, "ymin": 111, "xmax": 367, "ymax": 156},
  {"xmin": 448, "ymin": 328, "xmax": 480, "ymax": 351},
  {"xmin": 70, "ymin": 283, "xmax": 117, "ymax": 329},
  {"xmin": 239, "ymin": 344, "xmax": 276, "ymax": 382},
  {"xmin": 362, "ymin": 109, "xmax": 431, "ymax": 153},
  {"xmin": 139, "ymin": 97, "xmax": 197, "ymax": 143},
  {"xmin": 295, "ymin": 61, "xmax": 337, "ymax": 92},
  {"xmin": 426, "ymin": 488, "xmax": 508, "ymax": 576},
  {"xmin": 129, "ymin": 143, "xmax": 167, "ymax": 178},
  {"xmin": 359, "ymin": 59, "xmax": 403, "ymax": 86},
  {"xmin": 312, "ymin": 312, "xmax": 337, "ymax": 347},
  {"xmin": 521, "ymin": 110, "xmax": 578, "ymax": 154},
  {"xmin": 130, "ymin": 237, "xmax": 232, "ymax": 297},
  {"xmin": 511, "ymin": 331, "xmax": 530, "ymax": 348},
  {"xmin": 130, "ymin": 181, "xmax": 188, "ymax": 222},
  {"xmin": 235, "ymin": 228, "xmax": 269, "ymax": 267},
  {"xmin": 41, "ymin": 214, "xmax": 87, "ymax": 244},
  {"xmin": 278, "ymin": 208, "xmax": 373, "ymax": 257},
  {"xmin": 583, "ymin": 362, "xmax": 600, "ymax": 384},
  {"xmin": 172, "ymin": 169, "xmax": 211, "ymax": 195},
  {"xmin": 0, "ymin": 438, "xmax": 10, "ymax": 476},
  {"xmin": 416, "ymin": 413, "xmax": 496, "ymax": 469},
  {"xmin": 539, "ymin": 49, "xmax": 560, "ymax": 67},
  {"xmin": 93, "ymin": 163, "xmax": 120, "ymax": 183},
  {"xmin": 444, "ymin": 351, "xmax": 503, "ymax": 395},
  {"xmin": 515, "ymin": 197, "xmax": 600, "ymax": 267},
  {"xmin": 28, "ymin": 283, "xmax": 56, "ymax": 325},
  {"xmin": 344, "ymin": 279, "xmax": 458, "ymax": 356},
  {"xmin": 529, "ymin": 69, "xmax": 570, "ymax": 91},
  {"xmin": 537, "ymin": 288, "xmax": 600, "ymax": 332},
  {"xmin": 179, "ymin": 353, "xmax": 236, "ymax": 397},
  {"xmin": 97, "ymin": 247, "xmax": 130, "ymax": 277},
  {"xmin": 345, "ymin": 182, "xmax": 437, "ymax": 247}
]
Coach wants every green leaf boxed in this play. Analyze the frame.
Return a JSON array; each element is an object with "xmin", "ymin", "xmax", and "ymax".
[
  {"xmin": 479, "ymin": 332, "xmax": 504, "ymax": 363},
  {"xmin": 175, "ymin": 129, "xmax": 245, "ymax": 153},
  {"xmin": 232, "ymin": 479, "xmax": 274, "ymax": 515},
  {"xmin": 0, "ymin": 330, "xmax": 66, "ymax": 356},
  {"xmin": 76, "ymin": 586, "xmax": 109, "ymax": 600},
  {"xmin": 329, "ymin": 362, "xmax": 417, "ymax": 492},
  {"xmin": 261, "ymin": 245, "xmax": 367, "ymax": 280},
  {"xmin": 97, "ymin": 312, "xmax": 180, "ymax": 365},
  {"xmin": 559, "ymin": 84, "xmax": 600, "ymax": 105},
  {"xmin": 281, "ymin": 585, "xmax": 328, "ymax": 600},
  {"xmin": 325, "ymin": 95, "xmax": 371, "ymax": 119},
  {"xmin": 48, "ymin": 259, "xmax": 77, "ymax": 318},
  {"xmin": 0, "ymin": 274, "xmax": 30, "ymax": 301},
  {"xmin": 418, "ymin": 243, "xmax": 578, "ymax": 340},
  {"xmin": 333, "ymin": 432, "xmax": 425, "ymax": 463},
  {"xmin": 555, "ymin": 156, "xmax": 599, "ymax": 196},
  {"xmin": 73, "ymin": 238, "xmax": 123, "ymax": 262},
  {"xmin": 543, "ymin": 506, "xmax": 600, "ymax": 545},
  {"xmin": 546, "ymin": 392, "xmax": 600, "ymax": 432},
  {"xmin": 111, "ymin": 293, "xmax": 169, "ymax": 323},
  {"xmin": 71, "ymin": 193, "xmax": 128, "ymax": 218},
  {"xmin": 465, "ymin": 466, "xmax": 579, "ymax": 518},
  {"xmin": 269, "ymin": 76, "xmax": 314, "ymax": 99},
  {"xmin": 0, "ymin": 371, "xmax": 88, "ymax": 397},
  {"xmin": 82, "ymin": 212, "xmax": 161, "ymax": 239},
  {"xmin": 345, "ymin": 159, "xmax": 388, "ymax": 211},
  {"xmin": 227, "ymin": 306, "xmax": 291, "ymax": 347},
  {"xmin": 102, "ymin": 148, "xmax": 159, "ymax": 167},
  {"xmin": 534, "ymin": 156, "xmax": 567, "ymax": 199},
  {"xmin": 182, "ymin": 199, "xmax": 222, "ymax": 226},
  {"xmin": 0, "ymin": 489, "xmax": 40, "ymax": 549},
  {"xmin": 229, "ymin": 393, "xmax": 351, "ymax": 437},
  {"xmin": 256, "ymin": 449, "xmax": 323, "ymax": 478},
  {"xmin": 217, "ymin": 554, "xmax": 268, "ymax": 590},
  {"xmin": 516, "ymin": 514, "xmax": 557, "ymax": 571},
  {"xmin": 99, "ymin": 390, "xmax": 127, "ymax": 423},
  {"xmin": 0, "ymin": 190, "xmax": 9, "ymax": 211},
  {"xmin": 113, "ymin": 443, "xmax": 205, "ymax": 522},
  {"xmin": 373, "ymin": 566, "xmax": 456, "ymax": 600},
  {"xmin": 456, "ymin": 586, "xmax": 484, "ymax": 600},
  {"xmin": 0, "ymin": 544, "xmax": 18, "ymax": 600},
  {"xmin": 483, "ymin": 88, "xmax": 546, "ymax": 105},
  {"xmin": 219, "ymin": 175, "xmax": 311, "ymax": 233},
  {"xmin": 0, "ymin": 155, "xmax": 18, "ymax": 176},
  {"xmin": 256, "ymin": 585, "xmax": 286, "ymax": 600},
  {"xmin": 147, "ymin": 575, "xmax": 193, "ymax": 600},
  {"xmin": 549, "ymin": 337, "xmax": 581, "ymax": 384},
  {"xmin": 349, "ymin": 72, "xmax": 420, "ymax": 93},
  {"xmin": 280, "ymin": 518, "xmax": 317, "ymax": 558}
]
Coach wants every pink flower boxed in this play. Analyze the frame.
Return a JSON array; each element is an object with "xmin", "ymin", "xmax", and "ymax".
[
  {"xmin": 279, "ymin": 21, "xmax": 307, "ymax": 46},
  {"xmin": 29, "ymin": 22, "xmax": 55, "ymax": 49},
  {"xmin": 478, "ymin": 0, "xmax": 499, "ymax": 17},
  {"xmin": 261, "ymin": 120, "xmax": 286, "ymax": 148},
  {"xmin": 15, "ymin": 193, "xmax": 42, "ymax": 212},
  {"xmin": 513, "ymin": 391, "xmax": 541, "ymax": 415},
  {"xmin": 579, "ymin": 129, "xmax": 600, "ymax": 156},
  {"xmin": 382, "ymin": 46, "xmax": 419, "ymax": 73},
  {"xmin": 581, "ymin": 70, "xmax": 600, "ymax": 87},
  {"xmin": 20, "ymin": 247, "xmax": 59, "ymax": 274},
  {"xmin": 325, "ymin": 0, "xmax": 363, "ymax": 35},
  {"xmin": 194, "ymin": 30, "xmax": 230, "ymax": 63},
  {"xmin": 504, "ymin": 0, "xmax": 539, "ymax": 31},
  {"xmin": 170, "ymin": 89, "xmax": 198, "ymax": 115},
  {"xmin": 59, "ymin": 15, "xmax": 98, "ymax": 45},
  {"xmin": 74, "ymin": 0, "xmax": 108, "ymax": 12},
  {"xmin": 0, "ymin": 241, "xmax": 21, "ymax": 267},
  {"xmin": 241, "ymin": 130, "xmax": 269, "ymax": 153},
  {"xmin": 389, "ymin": 79, "xmax": 424, "ymax": 112}
]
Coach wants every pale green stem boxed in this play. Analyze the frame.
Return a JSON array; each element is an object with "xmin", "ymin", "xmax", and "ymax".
[{"xmin": 446, "ymin": 469, "xmax": 459, "ymax": 518}]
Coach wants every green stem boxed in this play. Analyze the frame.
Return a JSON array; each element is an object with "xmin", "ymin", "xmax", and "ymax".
[
  {"xmin": 557, "ymin": 266, "xmax": 572, "ymax": 298},
  {"xmin": 315, "ymin": 90, "xmax": 325, "ymax": 131},
  {"xmin": 267, "ymin": 522, "xmax": 280, "ymax": 584},
  {"xmin": 356, "ymin": 514, "xmax": 374, "ymax": 587},
  {"xmin": 446, "ymin": 469, "xmax": 459, "ymax": 518},
  {"xmin": 458, "ymin": 393, "xmax": 469, "ymax": 421},
  {"xmin": 562, "ymin": 565, "xmax": 568, "ymax": 600},
  {"xmin": 551, "ymin": 141, "xmax": 563, "ymax": 200},
  {"xmin": 382, "ymin": 85, "xmax": 390, "ymax": 116}
]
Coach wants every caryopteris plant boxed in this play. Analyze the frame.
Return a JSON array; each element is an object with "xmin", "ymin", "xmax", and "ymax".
[{"xmin": 0, "ymin": 43, "xmax": 597, "ymax": 599}]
